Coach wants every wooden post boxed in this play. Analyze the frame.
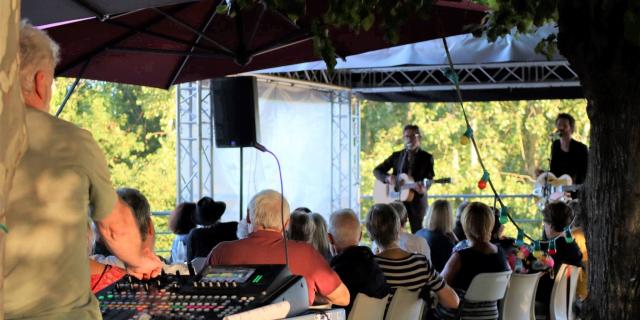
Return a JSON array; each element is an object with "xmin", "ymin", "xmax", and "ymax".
[{"xmin": 0, "ymin": 0, "xmax": 25, "ymax": 318}]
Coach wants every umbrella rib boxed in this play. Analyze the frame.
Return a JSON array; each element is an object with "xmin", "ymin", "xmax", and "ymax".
[
  {"xmin": 105, "ymin": 20, "xmax": 231, "ymax": 57},
  {"xmin": 248, "ymin": 31, "xmax": 312, "ymax": 57},
  {"xmin": 246, "ymin": 1, "xmax": 267, "ymax": 50},
  {"xmin": 152, "ymin": 7, "xmax": 234, "ymax": 55},
  {"xmin": 106, "ymin": 47, "xmax": 229, "ymax": 59},
  {"xmin": 72, "ymin": 0, "xmax": 109, "ymax": 21},
  {"xmin": 167, "ymin": 2, "xmax": 222, "ymax": 88},
  {"xmin": 56, "ymin": 5, "xmax": 189, "ymax": 77}
]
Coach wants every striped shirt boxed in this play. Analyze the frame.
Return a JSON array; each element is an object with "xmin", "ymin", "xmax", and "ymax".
[{"xmin": 374, "ymin": 253, "xmax": 445, "ymax": 292}]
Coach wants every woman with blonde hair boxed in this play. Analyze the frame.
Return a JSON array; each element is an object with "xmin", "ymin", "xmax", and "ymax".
[
  {"xmin": 436, "ymin": 202, "xmax": 509, "ymax": 320},
  {"xmin": 416, "ymin": 199, "xmax": 457, "ymax": 271}
]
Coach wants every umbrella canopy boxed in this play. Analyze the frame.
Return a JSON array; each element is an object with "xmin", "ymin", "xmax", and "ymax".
[{"xmin": 43, "ymin": 0, "xmax": 486, "ymax": 89}]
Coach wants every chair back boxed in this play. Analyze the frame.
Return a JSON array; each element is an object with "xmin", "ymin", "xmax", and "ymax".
[
  {"xmin": 384, "ymin": 288, "xmax": 424, "ymax": 320},
  {"xmin": 550, "ymin": 264, "xmax": 580, "ymax": 320},
  {"xmin": 347, "ymin": 293, "xmax": 388, "ymax": 320},
  {"xmin": 465, "ymin": 271, "xmax": 512, "ymax": 302},
  {"xmin": 501, "ymin": 273, "xmax": 542, "ymax": 320}
]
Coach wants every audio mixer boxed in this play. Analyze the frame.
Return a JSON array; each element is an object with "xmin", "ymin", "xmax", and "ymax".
[{"xmin": 97, "ymin": 264, "xmax": 308, "ymax": 320}]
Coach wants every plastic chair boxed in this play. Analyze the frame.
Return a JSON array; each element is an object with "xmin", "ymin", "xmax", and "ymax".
[
  {"xmin": 501, "ymin": 273, "xmax": 542, "ymax": 320},
  {"xmin": 549, "ymin": 264, "xmax": 580, "ymax": 320},
  {"xmin": 347, "ymin": 293, "xmax": 389, "ymax": 320},
  {"xmin": 384, "ymin": 288, "xmax": 425, "ymax": 320},
  {"xmin": 459, "ymin": 271, "xmax": 512, "ymax": 319},
  {"xmin": 465, "ymin": 271, "xmax": 512, "ymax": 302}
]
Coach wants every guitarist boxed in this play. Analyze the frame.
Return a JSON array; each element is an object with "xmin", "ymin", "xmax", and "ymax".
[
  {"xmin": 374, "ymin": 125, "xmax": 435, "ymax": 233},
  {"xmin": 550, "ymin": 113, "xmax": 589, "ymax": 193}
]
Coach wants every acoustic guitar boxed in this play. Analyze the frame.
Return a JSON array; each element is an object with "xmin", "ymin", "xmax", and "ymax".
[{"xmin": 373, "ymin": 173, "xmax": 451, "ymax": 204}]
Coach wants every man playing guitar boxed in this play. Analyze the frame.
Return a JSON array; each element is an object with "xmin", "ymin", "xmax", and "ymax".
[{"xmin": 373, "ymin": 125, "xmax": 435, "ymax": 233}]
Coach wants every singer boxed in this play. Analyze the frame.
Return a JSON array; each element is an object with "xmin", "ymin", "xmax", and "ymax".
[
  {"xmin": 550, "ymin": 113, "xmax": 589, "ymax": 185},
  {"xmin": 373, "ymin": 125, "xmax": 435, "ymax": 233}
]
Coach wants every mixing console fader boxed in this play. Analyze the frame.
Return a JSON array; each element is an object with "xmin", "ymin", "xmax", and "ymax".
[{"xmin": 97, "ymin": 265, "xmax": 308, "ymax": 320}]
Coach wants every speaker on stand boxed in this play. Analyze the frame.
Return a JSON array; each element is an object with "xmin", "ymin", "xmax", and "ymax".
[{"xmin": 211, "ymin": 76, "xmax": 261, "ymax": 221}]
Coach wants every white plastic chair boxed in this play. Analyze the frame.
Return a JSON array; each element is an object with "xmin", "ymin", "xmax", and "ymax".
[
  {"xmin": 549, "ymin": 264, "xmax": 580, "ymax": 320},
  {"xmin": 465, "ymin": 271, "xmax": 512, "ymax": 302},
  {"xmin": 384, "ymin": 288, "xmax": 425, "ymax": 320},
  {"xmin": 501, "ymin": 273, "xmax": 542, "ymax": 320},
  {"xmin": 347, "ymin": 293, "xmax": 389, "ymax": 320},
  {"xmin": 458, "ymin": 271, "xmax": 512, "ymax": 319}
]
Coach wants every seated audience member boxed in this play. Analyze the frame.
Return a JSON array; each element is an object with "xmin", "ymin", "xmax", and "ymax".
[
  {"xmin": 328, "ymin": 209, "xmax": 390, "ymax": 313},
  {"xmin": 86, "ymin": 222, "xmax": 126, "ymax": 293},
  {"xmin": 452, "ymin": 201, "xmax": 470, "ymax": 241},
  {"xmin": 169, "ymin": 202, "xmax": 197, "ymax": 263},
  {"xmin": 367, "ymin": 204, "xmax": 459, "ymax": 310},
  {"xmin": 535, "ymin": 201, "xmax": 583, "ymax": 310},
  {"xmin": 437, "ymin": 202, "xmax": 510, "ymax": 320},
  {"xmin": 311, "ymin": 213, "xmax": 333, "ymax": 261},
  {"xmin": 372, "ymin": 201, "xmax": 431, "ymax": 260},
  {"xmin": 294, "ymin": 207, "xmax": 312, "ymax": 213},
  {"xmin": 209, "ymin": 190, "xmax": 350, "ymax": 306},
  {"xmin": 416, "ymin": 200, "xmax": 458, "ymax": 272},
  {"xmin": 92, "ymin": 188, "xmax": 156, "ymax": 268},
  {"xmin": 288, "ymin": 211, "xmax": 316, "ymax": 243},
  {"xmin": 187, "ymin": 196, "xmax": 238, "ymax": 260}
]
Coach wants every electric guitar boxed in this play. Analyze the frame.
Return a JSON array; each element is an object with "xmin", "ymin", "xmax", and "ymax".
[{"xmin": 373, "ymin": 173, "xmax": 451, "ymax": 204}]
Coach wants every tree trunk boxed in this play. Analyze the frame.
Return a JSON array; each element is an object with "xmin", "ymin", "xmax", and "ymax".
[
  {"xmin": 0, "ymin": 1, "xmax": 25, "ymax": 318},
  {"xmin": 557, "ymin": 1, "xmax": 640, "ymax": 318}
]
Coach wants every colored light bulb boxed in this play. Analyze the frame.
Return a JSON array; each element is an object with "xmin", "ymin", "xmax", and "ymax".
[
  {"xmin": 499, "ymin": 207, "xmax": 509, "ymax": 224},
  {"xmin": 477, "ymin": 179, "xmax": 487, "ymax": 189},
  {"xmin": 532, "ymin": 241, "xmax": 543, "ymax": 258},
  {"xmin": 461, "ymin": 127, "xmax": 473, "ymax": 145},
  {"xmin": 565, "ymin": 228, "xmax": 574, "ymax": 243},
  {"xmin": 460, "ymin": 134, "xmax": 469, "ymax": 145},
  {"xmin": 516, "ymin": 229, "xmax": 524, "ymax": 246},
  {"xmin": 548, "ymin": 238, "xmax": 557, "ymax": 255}
]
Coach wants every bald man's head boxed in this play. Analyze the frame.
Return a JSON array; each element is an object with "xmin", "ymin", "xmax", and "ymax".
[{"xmin": 328, "ymin": 209, "xmax": 361, "ymax": 252}]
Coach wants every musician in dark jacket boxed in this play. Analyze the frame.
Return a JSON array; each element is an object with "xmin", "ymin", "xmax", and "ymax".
[
  {"xmin": 373, "ymin": 124, "xmax": 435, "ymax": 233},
  {"xmin": 550, "ymin": 113, "xmax": 588, "ymax": 185}
]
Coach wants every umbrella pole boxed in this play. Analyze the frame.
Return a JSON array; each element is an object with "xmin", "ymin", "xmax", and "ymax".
[{"xmin": 55, "ymin": 57, "xmax": 92, "ymax": 117}]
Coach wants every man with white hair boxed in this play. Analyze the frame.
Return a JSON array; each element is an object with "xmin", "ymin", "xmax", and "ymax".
[
  {"xmin": 328, "ymin": 209, "xmax": 389, "ymax": 313},
  {"xmin": 209, "ymin": 189, "xmax": 350, "ymax": 307},
  {"xmin": 4, "ymin": 22, "xmax": 162, "ymax": 319}
]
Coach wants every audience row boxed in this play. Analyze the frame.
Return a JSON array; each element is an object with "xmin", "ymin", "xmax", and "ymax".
[{"xmin": 89, "ymin": 188, "xmax": 586, "ymax": 320}]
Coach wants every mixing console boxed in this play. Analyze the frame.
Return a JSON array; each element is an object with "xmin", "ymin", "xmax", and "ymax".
[{"xmin": 97, "ymin": 265, "xmax": 308, "ymax": 320}]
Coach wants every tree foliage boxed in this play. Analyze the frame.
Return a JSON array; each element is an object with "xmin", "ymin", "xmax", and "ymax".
[
  {"xmin": 221, "ymin": 0, "xmax": 433, "ymax": 71},
  {"xmin": 51, "ymin": 79, "xmax": 176, "ymax": 254}
]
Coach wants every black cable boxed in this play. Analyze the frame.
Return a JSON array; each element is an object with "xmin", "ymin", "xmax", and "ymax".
[
  {"xmin": 254, "ymin": 143, "xmax": 289, "ymax": 266},
  {"xmin": 92, "ymin": 263, "xmax": 111, "ymax": 291}
]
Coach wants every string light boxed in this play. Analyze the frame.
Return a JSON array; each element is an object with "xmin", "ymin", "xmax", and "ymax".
[
  {"xmin": 477, "ymin": 170, "xmax": 489, "ymax": 190},
  {"xmin": 548, "ymin": 238, "xmax": 557, "ymax": 255},
  {"xmin": 533, "ymin": 240, "xmax": 543, "ymax": 259},
  {"xmin": 499, "ymin": 206, "xmax": 510, "ymax": 224},
  {"xmin": 460, "ymin": 127, "xmax": 473, "ymax": 145},
  {"xmin": 516, "ymin": 229, "xmax": 524, "ymax": 246},
  {"xmin": 564, "ymin": 227, "xmax": 574, "ymax": 243},
  {"xmin": 441, "ymin": 37, "xmax": 576, "ymax": 249}
]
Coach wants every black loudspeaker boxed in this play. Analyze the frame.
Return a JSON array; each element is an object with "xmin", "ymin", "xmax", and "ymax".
[{"xmin": 211, "ymin": 76, "xmax": 260, "ymax": 148}]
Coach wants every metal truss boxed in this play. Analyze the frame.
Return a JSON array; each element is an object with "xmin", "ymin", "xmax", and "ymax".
[
  {"xmin": 176, "ymin": 80, "xmax": 214, "ymax": 203},
  {"xmin": 331, "ymin": 90, "xmax": 361, "ymax": 214},
  {"xmin": 266, "ymin": 61, "xmax": 580, "ymax": 93}
]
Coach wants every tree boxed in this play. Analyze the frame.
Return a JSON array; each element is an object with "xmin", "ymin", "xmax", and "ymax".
[
  {"xmin": 0, "ymin": 1, "xmax": 23, "ymax": 318},
  {"xmin": 477, "ymin": 1, "xmax": 640, "ymax": 318}
]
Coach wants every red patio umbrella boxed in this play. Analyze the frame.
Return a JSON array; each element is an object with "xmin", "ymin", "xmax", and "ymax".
[{"xmin": 44, "ymin": 0, "xmax": 486, "ymax": 89}]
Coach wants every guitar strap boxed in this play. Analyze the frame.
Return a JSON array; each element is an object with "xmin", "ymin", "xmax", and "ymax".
[{"xmin": 395, "ymin": 149, "xmax": 408, "ymax": 192}]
